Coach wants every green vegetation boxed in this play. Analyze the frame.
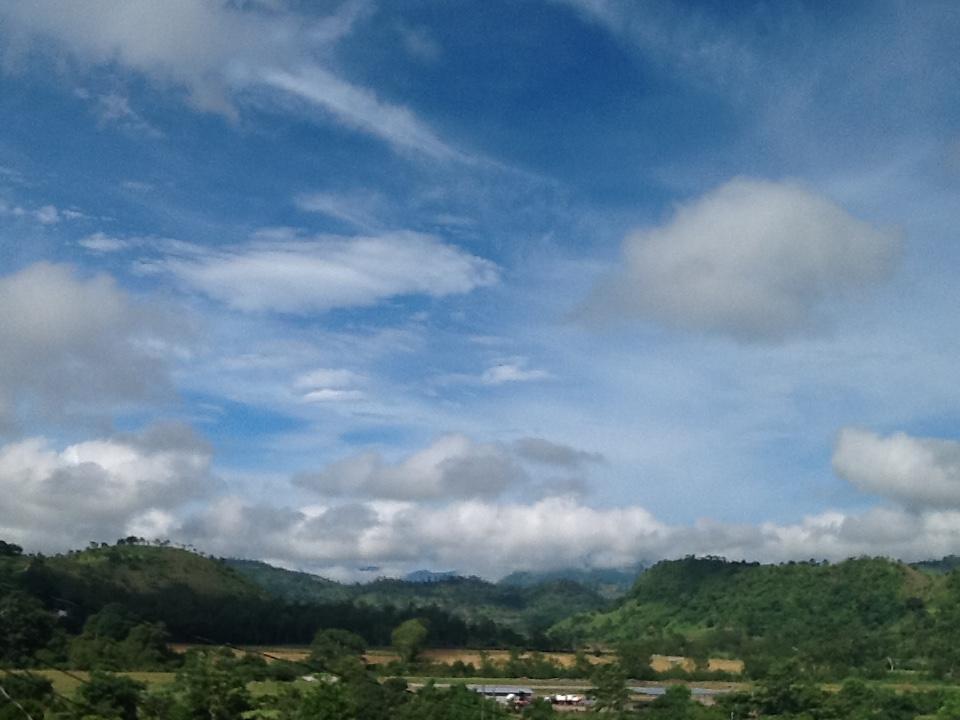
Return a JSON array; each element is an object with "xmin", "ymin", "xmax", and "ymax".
[
  {"xmin": 1, "ymin": 541, "xmax": 537, "ymax": 648},
  {"xmin": 550, "ymin": 555, "xmax": 960, "ymax": 679},
  {"xmin": 500, "ymin": 564, "xmax": 646, "ymax": 599},
  {"xmin": 13, "ymin": 540, "xmax": 960, "ymax": 718},
  {"xmin": 228, "ymin": 559, "xmax": 611, "ymax": 641}
]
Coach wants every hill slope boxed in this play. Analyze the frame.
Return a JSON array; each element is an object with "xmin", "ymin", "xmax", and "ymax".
[
  {"xmin": 226, "ymin": 559, "xmax": 610, "ymax": 638},
  {"xmin": 549, "ymin": 556, "xmax": 950, "ymax": 674}
]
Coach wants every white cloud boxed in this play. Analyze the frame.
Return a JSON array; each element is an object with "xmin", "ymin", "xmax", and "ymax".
[
  {"xmin": 91, "ymin": 92, "xmax": 163, "ymax": 137},
  {"xmin": 302, "ymin": 389, "xmax": 366, "ymax": 403},
  {"xmin": 79, "ymin": 232, "xmax": 133, "ymax": 253},
  {"xmin": 0, "ymin": 423, "xmax": 215, "ymax": 550},
  {"xmin": 0, "ymin": 1, "xmax": 457, "ymax": 157},
  {"xmin": 261, "ymin": 66, "xmax": 457, "ymax": 159},
  {"xmin": 144, "ymin": 231, "xmax": 498, "ymax": 314},
  {"xmin": 34, "ymin": 204, "xmax": 60, "ymax": 224},
  {"xmin": 294, "ymin": 190, "xmax": 386, "ymax": 231},
  {"xmin": 295, "ymin": 367, "xmax": 367, "ymax": 403},
  {"xmin": 0, "ymin": 262, "xmax": 177, "ymax": 427},
  {"xmin": 437, "ymin": 358, "xmax": 554, "ymax": 387},
  {"xmin": 295, "ymin": 368, "xmax": 364, "ymax": 389},
  {"xmin": 179, "ymin": 495, "xmax": 960, "ymax": 580},
  {"xmin": 833, "ymin": 428, "xmax": 960, "ymax": 510},
  {"xmin": 294, "ymin": 434, "xmax": 528, "ymax": 501},
  {"xmin": 584, "ymin": 178, "xmax": 901, "ymax": 342},
  {"xmin": 25, "ymin": 484, "xmax": 960, "ymax": 579},
  {"xmin": 481, "ymin": 361, "xmax": 553, "ymax": 385}
]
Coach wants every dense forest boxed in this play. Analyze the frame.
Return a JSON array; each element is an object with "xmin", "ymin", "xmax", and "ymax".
[
  {"xmin": 0, "ymin": 541, "xmax": 539, "ymax": 650},
  {"xmin": 227, "ymin": 558, "xmax": 611, "ymax": 641}
]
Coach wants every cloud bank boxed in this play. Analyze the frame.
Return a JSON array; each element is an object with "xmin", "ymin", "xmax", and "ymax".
[{"xmin": 0, "ymin": 423, "xmax": 215, "ymax": 551}]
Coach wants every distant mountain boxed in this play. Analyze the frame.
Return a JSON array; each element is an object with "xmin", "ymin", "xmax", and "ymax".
[
  {"xmin": 911, "ymin": 555, "xmax": 960, "ymax": 574},
  {"xmin": 404, "ymin": 569, "xmax": 461, "ymax": 583},
  {"xmin": 499, "ymin": 564, "xmax": 647, "ymax": 598},
  {"xmin": 225, "ymin": 559, "xmax": 610, "ymax": 638}
]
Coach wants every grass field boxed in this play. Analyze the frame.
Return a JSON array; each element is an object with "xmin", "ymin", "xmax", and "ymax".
[
  {"xmin": 169, "ymin": 644, "xmax": 744, "ymax": 675},
  {"xmin": 0, "ymin": 670, "xmax": 175, "ymax": 697}
]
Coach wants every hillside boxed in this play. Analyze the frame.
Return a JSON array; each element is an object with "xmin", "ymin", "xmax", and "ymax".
[
  {"xmin": 225, "ymin": 558, "xmax": 352, "ymax": 603},
  {"xmin": 2, "ymin": 541, "xmax": 606, "ymax": 648},
  {"xmin": 498, "ymin": 564, "xmax": 646, "ymax": 599},
  {"xmin": 549, "ymin": 555, "xmax": 956, "ymax": 676},
  {"xmin": 226, "ymin": 559, "xmax": 610, "ymax": 638}
]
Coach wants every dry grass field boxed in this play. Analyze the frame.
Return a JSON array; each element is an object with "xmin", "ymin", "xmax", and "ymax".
[{"xmin": 169, "ymin": 644, "xmax": 744, "ymax": 676}]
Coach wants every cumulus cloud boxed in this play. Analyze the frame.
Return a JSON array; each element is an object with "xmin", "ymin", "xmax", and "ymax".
[
  {"xmin": 294, "ymin": 434, "xmax": 528, "ymax": 501},
  {"xmin": 142, "ymin": 232, "xmax": 497, "ymax": 314},
  {"xmin": 0, "ymin": 423, "xmax": 215, "ymax": 551},
  {"xmin": 584, "ymin": 178, "xmax": 901, "ymax": 342},
  {"xmin": 0, "ymin": 1, "xmax": 457, "ymax": 157},
  {"xmin": 833, "ymin": 428, "xmax": 960, "ymax": 510},
  {"xmin": 293, "ymin": 434, "xmax": 604, "ymax": 502},
  {"xmin": 0, "ymin": 262, "xmax": 176, "ymax": 427}
]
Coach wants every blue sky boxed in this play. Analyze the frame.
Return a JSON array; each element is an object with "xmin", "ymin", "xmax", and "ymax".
[{"xmin": 1, "ymin": 0, "xmax": 960, "ymax": 579}]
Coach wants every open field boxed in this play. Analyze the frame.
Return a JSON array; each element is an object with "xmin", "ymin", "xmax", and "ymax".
[
  {"xmin": 170, "ymin": 644, "xmax": 744, "ymax": 675},
  {"xmin": 1, "ymin": 670, "xmax": 175, "ymax": 697}
]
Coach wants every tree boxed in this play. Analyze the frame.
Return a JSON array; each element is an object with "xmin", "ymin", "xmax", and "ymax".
[
  {"xmin": 0, "ymin": 592, "xmax": 57, "ymax": 666},
  {"xmin": 0, "ymin": 541, "xmax": 22, "ymax": 557},
  {"xmin": 616, "ymin": 640, "xmax": 655, "ymax": 680},
  {"xmin": 294, "ymin": 681, "xmax": 356, "ymax": 720},
  {"xmin": 77, "ymin": 671, "xmax": 145, "ymax": 720},
  {"xmin": 590, "ymin": 662, "xmax": 630, "ymax": 716},
  {"xmin": 522, "ymin": 698, "xmax": 557, "ymax": 719},
  {"xmin": 391, "ymin": 619, "xmax": 428, "ymax": 664},
  {"xmin": 0, "ymin": 673, "xmax": 54, "ymax": 720},
  {"xmin": 309, "ymin": 628, "xmax": 366, "ymax": 672},
  {"xmin": 175, "ymin": 650, "xmax": 252, "ymax": 720},
  {"xmin": 649, "ymin": 685, "xmax": 694, "ymax": 720}
]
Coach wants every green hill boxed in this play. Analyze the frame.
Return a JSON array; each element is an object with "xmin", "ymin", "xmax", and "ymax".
[
  {"xmin": 3, "ymin": 541, "xmax": 605, "ymax": 649},
  {"xmin": 498, "ymin": 564, "xmax": 646, "ymax": 599},
  {"xmin": 548, "ymin": 555, "xmax": 957, "ymax": 676},
  {"xmin": 225, "ymin": 558, "xmax": 351, "ymax": 603},
  {"xmin": 44, "ymin": 544, "xmax": 265, "ymax": 600}
]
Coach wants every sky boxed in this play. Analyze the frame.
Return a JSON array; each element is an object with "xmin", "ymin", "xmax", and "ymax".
[{"xmin": 1, "ymin": 0, "xmax": 959, "ymax": 580}]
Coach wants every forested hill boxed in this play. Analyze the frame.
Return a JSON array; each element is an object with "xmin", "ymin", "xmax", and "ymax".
[
  {"xmin": 226, "ymin": 558, "xmax": 610, "ymax": 639},
  {"xmin": 548, "ymin": 555, "xmax": 960, "ymax": 676},
  {"xmin": 0, "ymin": 541, "xmax": 607, "ymax": 649},
  {"xmin": 498, "ymin": 564, "xmax": 646, "ymax": 598}
]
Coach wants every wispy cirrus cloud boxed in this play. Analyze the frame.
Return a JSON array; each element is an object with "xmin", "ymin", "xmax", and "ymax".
[
  {"xmin": 139, "ymin": 231, "xmax": 498, "ymax": 314},
  {"xmin": 0, "ymin": 0, "xmax": 460, "ymax": 158}
]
